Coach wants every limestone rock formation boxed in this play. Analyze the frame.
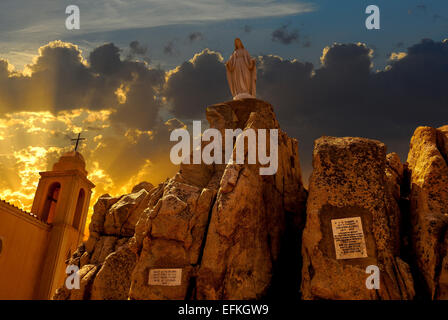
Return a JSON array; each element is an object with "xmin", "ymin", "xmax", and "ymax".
[
  {"xmin": 407, "ymin": 126, "xmax": 448, "ymax": 299},
  {"xmin": 301, "ymin": 137, "xmax": 415, "ymax": 300},
  {"xmin": 132, "ymin": 181, "xmax": 154, "ymax": 193},
  {"xmin": 129, "ymin": 99, "xmax": 307, "ymax": 300},
  {"xmin": 54, "ymin": 186, "xmax": 154, "ymax": 300},
  {"xmin": 55, "ymin": 98, "xmax": 307, "ymax": 300},
  {"xmin": 195, "ymin": 100, "xmax": 306, "ymax": 299},
  {"xmin": 55, "ymin": 102, "xmax": 448, "ymax": 300}
]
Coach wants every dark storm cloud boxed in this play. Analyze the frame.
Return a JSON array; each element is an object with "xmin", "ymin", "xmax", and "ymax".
[
  {"xmin": 86, "ymin": 42, "xmax": 165, "ymax": 131},
  {"xmin": 271, "ymin": 25, "xmax": 299, "ymax": 45},
  {"xmin": 129, "ymin": 40, "xmax": 148, "ymax": 56},
  {"xmin": 1, "ymin": 38, "xmax": 447, "ymax": 182},
  {"xmin": 318, "ymin": 43, "xmax": 372, "ymax": 74},
  {"xmin": 0, "ymin": 40, "xmax": 170, "ymax": 197},
  {"xmin": 163, "ymin": 41, "xmax": 176, "ymax": 56},
  {"xmin": 161, "ymin": 39, "xmax": 448, "ymax": 136},
  {"xmin": 188, "ymin": 32, "xmax": 204, "ymax": 43},
  {"xmin": 0, "ymin": 41, "xmax": 164, "ymax": 130},
  {"xmin": 127, "ymin": 41, "xmax": 151, "ymax": 63},
  {"xmin": 164, "ymin": 49, "xmax": 230, "ymax": 119},
  {"xmin": 89, "ymin": 42, "xmax": 122, "ymax": 75},
  {"xmin": 0, "ymin": 60, "xmax": 9, "ymax": 77},
  {"xmin": 160, "ymin": 39, "xmax": 448, "ymax": 179},
  {"xmin": 109, "ymin": 67, "xmax": 165, "ymax": 130},
  {"xmin": 258, "ymin": 40, "xmax": 448, "ymax": 177},
  {"xmin": 0, "ymin": 41, "xmax": 98, "ymax": 113},
  {"xmin": 256, "ymin": 54, "xmax": 313, "ymax": 121}
]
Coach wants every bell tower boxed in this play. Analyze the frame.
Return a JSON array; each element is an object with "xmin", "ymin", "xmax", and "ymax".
[{"xmin": 31, "ymin": 151, "xmax": 94, "ymax": 299}]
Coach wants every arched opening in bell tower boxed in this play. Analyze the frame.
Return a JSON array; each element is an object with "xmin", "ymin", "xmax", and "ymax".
[
  {"xmin": 42, "ymin": 182, "xmax": 61, "ymax": 223},
  {"xmin": 72, "ymin": 188, "xmax": 85, "ymax": 230}
]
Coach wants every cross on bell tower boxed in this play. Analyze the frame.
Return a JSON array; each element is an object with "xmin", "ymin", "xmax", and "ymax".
[
  {"xmin": 71, "ymin": 132, "xmax": 86, "ymax": 151},
  {"xmin": 31, "ymin": 138, "xmax": 94, "ymax": 299}
]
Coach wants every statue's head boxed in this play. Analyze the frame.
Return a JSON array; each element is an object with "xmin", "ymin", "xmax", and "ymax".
[{"xmin": 234, "ymin": 38, "xmax": 244, "ymax": 50}]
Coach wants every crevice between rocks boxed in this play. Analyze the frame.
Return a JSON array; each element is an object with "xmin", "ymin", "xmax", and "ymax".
[
  {"xmin": 436, "ymin": 129, "xmax": 448, "ymax": 167},
  {"xmin": 399, "ymin": 166, "xmax": 430, "ymax": 300},
  {"xmin": 266, "ymin": 207, "xmax": 305, "ymax": 301},
  {"xmin": 185, "ymin": 192, "xmax": 218, "ymax": 300},
  {"xmin": 433, "ymin": 223, "xmax": 448, "ymax": 299}
]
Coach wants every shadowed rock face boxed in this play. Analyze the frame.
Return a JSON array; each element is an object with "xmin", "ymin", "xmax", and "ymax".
[
  {"xmin": 407, "ymin": 126, "xmax": 448, "ymax": 299},
  {"xmin": 301, "ymin": 136, "xmax": 415, "ymax": 300}
]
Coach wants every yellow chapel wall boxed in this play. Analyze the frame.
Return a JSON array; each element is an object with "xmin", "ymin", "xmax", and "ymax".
[
  {"xmin": 0, "ymin": 201, "xmax": 49, "ymax": 299},
  {"xmin": 48, "ymin": 226, "xmax": 82, "ymax": 299},
  {"xmin": 32, "ymin": 173, "xmax": 92, "ymax": 299}
]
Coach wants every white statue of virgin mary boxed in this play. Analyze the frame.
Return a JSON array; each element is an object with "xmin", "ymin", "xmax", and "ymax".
[{"xmin": 225, "ymin": 38, "xmax": 257, "ymax": 100}]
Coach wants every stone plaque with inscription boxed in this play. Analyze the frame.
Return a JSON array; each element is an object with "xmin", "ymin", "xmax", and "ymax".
[
  {"xmin": 331, "ymin": 217, "xmax": 367, "ymax": 259},
  {"xmin": 148, "ymin": 268, "xmax": 182, "ymax": 286}
]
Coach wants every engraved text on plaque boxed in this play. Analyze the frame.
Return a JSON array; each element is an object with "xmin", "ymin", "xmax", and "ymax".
[
  {"xmin": 331, "ymin": 217, "xmax": 367, "ymax": 259},
  {"xmin": 148, "ymin": 268, "xmax": 182, "ymax": 286}
]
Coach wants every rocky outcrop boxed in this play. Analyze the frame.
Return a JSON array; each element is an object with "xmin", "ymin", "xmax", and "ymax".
[
  {"xmin": 129, "ymin": 99, "xmax": 307, "ymax": 300},
  {"xmin": 195, "ymin": 100, "xmax": 307, "ymax": 300},
  {"xmin": 407, "ymin": 126, "xmax": 448, "ymax": 299},
  {"xmin": 301, "ymin": 137, "xmax": 415, "ymax": 300},
  {"xmin": 128, "ymin": 179, "xmax": 215, "ymax": 300},
  {"xmin": 54, "ymin": 99, "xmax": 307, "ymax": 300},
  {"xmin": 54, "ymin": 184, "xmax": 154, "ymax": 300},
  {"xmin": 132, "ymin": 181, "xmax": 154, "ymax": 193},
  {"xmin": 54, "ymin": 102, "xmax": 448, "ymax": 300}
]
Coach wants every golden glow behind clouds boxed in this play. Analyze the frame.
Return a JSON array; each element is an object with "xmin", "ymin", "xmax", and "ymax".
[
  {"xmin": 389, "ymin": 52, "xmax": 407, "ymax": 61},
  {"xmin": 0, "ymin": 108, "xmax": 179, "ymax": 227},
  {"xmin": 0, "ymin": 39, "xmax": 179, "ymax": 218},
  {"xmin": 0, "ymin": 39, "xmax": 184, "ymax": 234}
]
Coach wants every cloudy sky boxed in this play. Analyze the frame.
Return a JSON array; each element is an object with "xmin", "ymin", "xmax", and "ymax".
[{"xmin": 0, "ymin": 0, "xmax": 447, "ymax": 217}]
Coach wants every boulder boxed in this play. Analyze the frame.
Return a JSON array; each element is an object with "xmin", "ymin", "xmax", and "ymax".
[
  {"xmin": 132, "ymin": 181, "xmax": 154, "ymax": 193},
  {"xmin": 53, "ymin": 184, "xmax": 153, "ymax": 300},
  {"xmin": 91, "ymin": 246, "xmax": 137, "ymax": 300},
  {"xmin": 69, "ymin": 264, "xmax": 99, "ymax": 300},
  {"xmin": 89, "ymin": 194, "xmax": 120, "ymax": 234},
  {"xmin": 301, "ymin": 136, "xmax": 415, "ymax": 300},
  {"xmin": 129, "ymin": 179, "xmax": 215, "ymax": 300},
  {"xmin": 407, "ymin": 126, "xmax": 448, "ymax": 299},
  {"xmin": 103, "ymin": 188, "xmax": 149, "ymax": 236},
  {"xmin": 90, "ymin": 236, "xmax": 118, "ymax": 265}
]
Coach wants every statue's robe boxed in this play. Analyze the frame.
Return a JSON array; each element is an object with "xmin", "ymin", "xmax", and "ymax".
[{"xmin": 225, "ymin": 48, "xmax": 256, "ymax": 98}]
